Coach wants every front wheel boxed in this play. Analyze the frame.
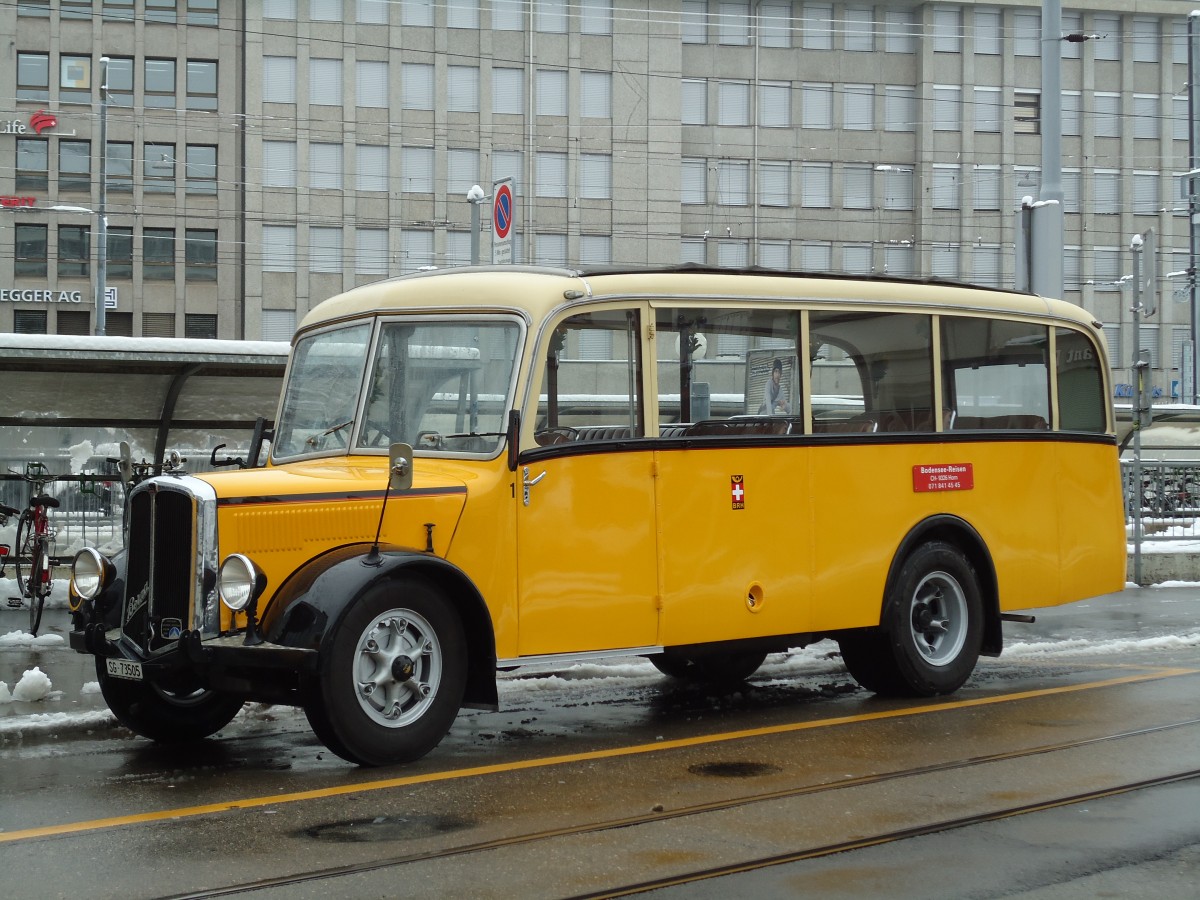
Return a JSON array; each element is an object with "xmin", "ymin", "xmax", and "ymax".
[
  {"xmin": 839, "ymin": 541, "xmax": 983, "ymax": 697},
  {"xmin": 95, "ymin": 658, "xmax": 245, "ymax": 742},
  {"xmin": 303, "ymin": 579, "xmax": 467, "ymax": 767},
  {"xmin": 27, "ymin": 543, "xmax": 47, "ymax": 636}
]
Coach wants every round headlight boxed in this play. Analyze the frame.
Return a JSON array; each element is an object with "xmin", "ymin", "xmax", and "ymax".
[
  {"xmin": 218, "ymin": 554, "xmax": 262, "ymax": 611},
  {"xmin": 71, "ymin": 548, "xmax": 109, "ymax": 601}
]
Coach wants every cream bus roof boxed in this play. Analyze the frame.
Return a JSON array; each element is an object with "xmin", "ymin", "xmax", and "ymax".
[{"xmin": 298, "ymin": 266, "xmax": 1101, "ymax": 336}]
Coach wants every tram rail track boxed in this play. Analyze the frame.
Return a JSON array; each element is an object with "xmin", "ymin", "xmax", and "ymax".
[{"xmin": 157, "ymin": 716, "xmax": 1200, "ymax": 899}]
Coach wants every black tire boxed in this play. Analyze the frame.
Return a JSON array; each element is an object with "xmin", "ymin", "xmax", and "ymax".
[
  {"xmin": 303, "ymin": 578, "xmax": 467, "ymax": 767},
  {"xmin": 650, "ymin": 649, "xmax": 767, "ymax": 683},
  {"xmin": 13, "ymin": 510, "xmax": 33, "ymax": 603},
  {"xmin": 27, "ymin": 542, "xmax": 46, "ymax": 636},
  {"xmin": 95, "ymin": 657, "xmax": 245, "ymax": 742},
  {"xmin": 840, "ymin": 541, "xmax": 983, "ymax": 697}
]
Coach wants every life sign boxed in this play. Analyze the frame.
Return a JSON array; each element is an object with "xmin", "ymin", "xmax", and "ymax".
[{"xmin": 492, "ymin": 178, "xmax": 514, "ymax": 264}]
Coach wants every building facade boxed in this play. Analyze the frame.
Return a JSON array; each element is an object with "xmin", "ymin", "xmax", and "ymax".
[{"xmin": 0, "ymin": 0, "xmax": 1192, "ymax": 394}]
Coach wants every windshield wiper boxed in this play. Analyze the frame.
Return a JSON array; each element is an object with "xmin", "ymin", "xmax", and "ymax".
[
  {"xmin": 445, "ymin": 431, "xmax": 506, "ymax": 439},
  {"xmin": 305, "ymin": 420, "xmax": 354, "ymax": 448}
]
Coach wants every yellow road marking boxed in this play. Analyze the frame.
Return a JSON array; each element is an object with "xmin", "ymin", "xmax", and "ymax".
[{"xmin": 1, "ymin": 666, "xmax": 1195, "ymax": 845}]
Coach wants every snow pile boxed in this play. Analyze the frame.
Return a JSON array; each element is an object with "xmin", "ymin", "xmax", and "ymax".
[
  {"xmin": 80, "ymin": 681, "xmax": 101, "ymax": 695},
  {"xmin": 1004, "ymin": 632, "xmax": 1200, "ymax": 659},
  {"xmin": 0, "ymin": 682, "xmax": 10, "ymax": 703},
  {"xmin": 10, "ymin": 666, "xmax": 53, "ymax": 702},
  {"xmin": 0, "ymin": 630, "xmax": 66, "ymax": 648}
]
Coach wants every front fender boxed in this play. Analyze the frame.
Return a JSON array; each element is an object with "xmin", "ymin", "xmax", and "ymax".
[{"xmin": 260, "ymin": 544, "xmax": 499, "ymax": 710}]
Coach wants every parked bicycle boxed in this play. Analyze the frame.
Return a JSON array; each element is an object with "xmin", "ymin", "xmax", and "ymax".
[{"xmin": 8, "ymin": 462, "xmax": 60, "ymax": 636}]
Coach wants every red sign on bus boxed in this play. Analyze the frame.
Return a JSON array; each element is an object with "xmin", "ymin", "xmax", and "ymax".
[{"xmin": 913, "ymin": 463, "xmax": 974, "ymax": 493}]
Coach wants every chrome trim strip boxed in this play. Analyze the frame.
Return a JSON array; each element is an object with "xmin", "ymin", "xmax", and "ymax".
[{"xmin": 496, "ymin": 645, "xmax": 663, "ymax": 670}]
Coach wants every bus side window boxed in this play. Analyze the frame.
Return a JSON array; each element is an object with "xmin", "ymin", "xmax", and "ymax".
[
  {"xmin": 655, "ymin": 307, "xmax": 799, "ymax": 437},
  {"xmin": 1056, "ymin": 327, "xmax": 1106, "ymax": 432},
  {"xmin": 942, "ymin": 316, "xmax": 1050, "ymax": 429}
]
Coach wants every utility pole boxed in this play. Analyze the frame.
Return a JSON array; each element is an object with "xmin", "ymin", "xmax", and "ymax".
[
  {"xmin": 94, "ymin": 56, "xmax": 109, "ymax": 336},
  {"xmin": 1036, "ymin": 0, "xmax": 1064, "ymax": 299},
  {"xmin": 1189, "ymin": 13, "xmax": 1200, "ymax": 403}
]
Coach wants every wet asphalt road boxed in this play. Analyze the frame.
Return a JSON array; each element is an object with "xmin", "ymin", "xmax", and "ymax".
[{"xmin": 1, "ymin": 586, "xmax": 1198, "ymax": 899}]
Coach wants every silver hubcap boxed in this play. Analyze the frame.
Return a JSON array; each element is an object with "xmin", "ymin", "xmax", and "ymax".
[
  {"xmin": 907, "ymin": 571, "xmax": 968, "ymax": 667},
  {"xmin": 354, "ymin": 609, "xmax": 441, "ymax": 727}
]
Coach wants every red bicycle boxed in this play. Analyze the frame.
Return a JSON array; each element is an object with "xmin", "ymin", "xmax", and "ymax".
[{"xmin": 9, "ymin": 463, "xmax": 60, "ymax": 636}]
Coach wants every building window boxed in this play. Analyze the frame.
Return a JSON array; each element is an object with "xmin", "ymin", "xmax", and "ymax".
[
  {"xmin": 310, "ymin": 143, "xmax": 344, "ymax": 190},
  {"xmin": 105, "ymin": 312, "xmax": 134, "ymax": 336},
  {"xmin": 13, "ymin": 310, "xmax": 48, "ymax": 335},
  {"xmin": 579, "ymin": 234, "xmax": 613, "ymax": 265},
  {"xmin": 106, "ymin": 57, "xmax": 134, "ymax": 107},
  {"xmin": 1094, "ymin": 92, "xmax": 1121, "ymax": 139},
  {"xmin": 1133, "ymin": 172, "xmax": 1160, "ymax": 216},
  {"xmin": 59, "ymin": 140, "xmax": 91, "ymax": 192},
  {"xmin": 842, "ymin": 163, "xmax": 873, "ymax": 209},
  {"xmin": 932, "ymin": 165, "xmax": 961, "ymax": 209},
  {"xmin": 973, "ymin": 8, "xmax": 1002, "ymax": 55},
  {"xmin": 799, "ymin": 241, "xmax": 831, "ymax": 270},
  {"xmin": 185, "ymin": 145, "xmax": 218, "ymax": 194},
  {"xmin": 763, "ymin": 160, "xmax": 792, "ymax": 207},
  {"xmin": 401, "ymin": 230, "xmax": 435, "ymax": 272},
  {"xmin": 933, "ymin": 86, "xmax": 961, "ymax": 132},
  {"xmin": 447, "ymin": 0, "xmax": 479, "ymax": 29},
  {"xmin": 802, "ymin": 3, "xmax": 834, "ymax": 50},
  {"xmin": 681, "ymin": 0, "xmax": 707, "ymax": 44},
  {"xmin": 1133, "ymin": 95, "xmax": 1160, "ymax": 139},
  {"xmin": 310, "ymin": 58, "xmax": 343, "ymax": 106},
  {"xmin": 800, "ymin": 162, "xmax": 831, "ymax": 207},
  {"xmin": 16, "ymin": 139, "xmax": 49, "ymax": 191},
  {"xmin": 184, "ymin": 314, "xmax": 218, "ymax": 339},
  {"xmin": 263, "ymin": 57, "xmax": 297, "ymax": 104},
  {"xmin": 801, "ymin": 83, "xmax": 833, "ymax": 129},
  {"xmin": 186, "ymin": 60, "xmax": 217, "ymax": 110},
  {"xmin": 536, "ymin": 0, "xmax": 568, "ymax": 33},
  {"xmin": 844, "ymin": 6, "xmax": 874, "ymax": 51},
  {"xmin": 1093, "ymin": 15, "xmax": 1120, "ymax": 61},
  {"xmin": 262, "ymin": 309, "xmax": 297, "ymax": 341},
  {"xmin": 357, "ymin": 0, "xmax": 388, "ymax": 24},
  {"xmin": 682, "ymin": 79, "xmax": 707, "ymax": 125},
  {"xmin": 17, "ymin": 53, "xmax": 49, "ymax": 102},
  {"xmin": 185, "ymin": 230, "xmax": 218, "ymax": 282},
  {"xmin": 1062, "ymin": 91, "xmax": 1082, "ymax": 136},
  {"xmin": 1093, "ymin": 170, "xmax": 1120, "ymax": 215},
  {"xmin": 884, "ymin": 86, "xmax": 916, "ymax": 132},
  {"xmin": 263, "ymin": 226, "xmax": 297, "ymax": 272},
  {"xmin": 447, "ymin": 66, "xmax": 480, "ymax": 113},
  {"xmin": 107, "ymin": 227, "xmax": 133, "ymax": 279},
  {"xmin": 580, "ymin": 0, "xmax": 612, "ymax": 35},
  {"xmin": 882, "ymin": 167, "xmax": 914, "ymax": 210},
  {"xmin": 57, "ymin": 310, "xmax": 91, "ymax": 336},
  {"xmin": 144, "ymin": 143, "xmax": 176, "ymax": 193},
  {"xmin": 536, "ymin": 152, "xmax": 568, "ymax": 197},
  {"xmin": 717, "ymin": 160, "xmax": 750, "ymax": 205},
  {"xmin": 55, "ymin": 224, "xmax": 87, "ymax": 280},
  {"xmin": 1132, "ymin": 18, "xmax": 1160, "ymax": 63},
  {"xmin": 401, "ymin": 146, "xmax": 434, "ymax": 192},
  {"xmin": 579, "ymin": 154, "xmax": 612, "ymax": 200},
  {"xmin": 760, "ymin": 0, "xmax": 791, "ymax": 48},
  {"xmin": 581, "ymin": 71, "xmax": 612, "ymax": 118},
  {"xmin": 718, "ymin": 81, "xmax": 751, "ymax": 126},
  {"xmin": 187, "ymin": 0, "xmax": 218, "ymax": 26},
  {"xmin": 18, "ymin": 0, "xmax": 51, "ymax": 17},
  {"xmin": 1014, "ymin": 90, "xmax": 1040, "ymax": 134},
  {"xmin": 144, "ymin": 59, "xmax": 176, "ymax": 108},
  {"xmin": 263, "ymin": 141, "xmax": 298, "ymax": 188},
  {"xmin": 402, "ymin": 63, "xmax": 434, "ymax": 110},
  {"xmin": 355, "ymin": 228, "xmax": 389, "ymax": 276},
  {"xmin": 107, "ymin": 142, "xmax": 134, "ymax": 192},
  {"xmin": 759, "ymin": 81, "xmax": 790, "ymax": 127},
  {"xmin": 1013, "ymin": 11, "xmax": 1040, "ymax": 56},
  {"xmin": 932, "ymin": 7, "xmax": 962, "ymax": 53},
  {"xmin": 15, "ymin": 224, "xmax": 48, "ymax": 277},
  {"xmin": 142, "ymin": 313, "xmax": 176, "ymax": 338},
  {"xmin": 974, "ymin": 86, "xmax": 1001, "ymax": 132},
  {"xmin": 310, "ymin": 227, "xmax": 343, "ymax": 273},
  {"xmin": 446, "ymin": 148, "xmax": 479, "ymax": 194},
  {"xmin": 843, "ymin": 84, "xmax": 874, "ymax": 130},
  {"xmin": 972, "ymin": 165, "xmax": 1001, "ymax": 210},
  {"xmin": 146, "ymin": 0, "xmax": 178, "ymax": 23},
  {"xmin": 357, "ymin": 145, "xmax": 389, "ymax": 192},
  {"xmin": 60, "ymin": 55, "xmax": 93, "ymax": 104},
  {"xmin": 357, "ymin": 60, "xmax": 388, "ymax": 108},
  {"xmin": 537, "ymin": 69, "xmax": 568, "ymax": 116},
  {"xmin": 144, "ymin": 228, "xmax": 176, "ymax": 281},
  {"xmin": 681, "ymin": 157, "xmax": 707, "ymax": 204},
  {"xmin": 493, "ymin": 68, "xmax": 524, "ymax": 115},
  {"xmin": 492, "ymin": 150, "xmax": 523, "ymax": 194},
  {"xmin": 883, "ymin": 9, "xmax": 916, "ymax": 53},
  {"xmin": 104, "ymin": 2, "xmax": 135, "ymax": 23}
]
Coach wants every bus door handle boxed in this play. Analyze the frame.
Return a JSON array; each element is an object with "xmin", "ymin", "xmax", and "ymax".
[{"xmin": 522, "ymin": 467, "xmax": 547, "ymax": 506}]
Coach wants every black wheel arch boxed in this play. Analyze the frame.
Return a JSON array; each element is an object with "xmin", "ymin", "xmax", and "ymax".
[
  {"xmin": 259, "ymin": 544, "xmax": 498, "ymax": 711},
  {"xmin": 883, "ymin": 516, "xmax": 1002, "ymax": 658}
]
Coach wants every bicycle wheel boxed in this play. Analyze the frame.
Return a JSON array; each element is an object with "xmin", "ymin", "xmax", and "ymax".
[
  {"xmin": 13, "ymin": 510, "xmax": 33, "ymax": 601},
  {"xmin": 27, "ymin": 542, "xmax": 46, "ymax": 636}
]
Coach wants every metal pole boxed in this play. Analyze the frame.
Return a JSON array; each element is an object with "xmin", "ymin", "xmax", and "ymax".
[
  {"xmin": 1037, "ymin": 0, "xmax": 1064, "ymax": 299},
  {"xmin": 94, "ymin": 57, "xmax": 109, "ymax": 336},
  {"xmin": 470, "ymin": 202, "xmax": 480, "ymax": 265},
  {"xmin": 1132, "ymin": 238, "xmax": 1143, "ymax": 584},
  {"xmin": 1190, "ymin": 13, "xmax": 1200, "ymax": 403}
]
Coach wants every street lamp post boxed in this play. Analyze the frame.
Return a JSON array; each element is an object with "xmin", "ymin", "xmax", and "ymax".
[
  {"xmin": 467, "ymin": 184, "xmax": 487, "ymax": 265},
  {"xmin": 95, "ymin": 56, "xmax": 109, "ymax": 336}
]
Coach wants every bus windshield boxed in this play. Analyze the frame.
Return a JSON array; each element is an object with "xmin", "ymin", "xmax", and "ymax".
[{"xmin": 272, "ymin": 318, "xmax": 523, "ymax": 460}]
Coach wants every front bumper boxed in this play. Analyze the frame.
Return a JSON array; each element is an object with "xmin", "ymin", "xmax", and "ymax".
[{"xmin": 72, "ymin": 625, "xmax": 318, "ymax": 703}]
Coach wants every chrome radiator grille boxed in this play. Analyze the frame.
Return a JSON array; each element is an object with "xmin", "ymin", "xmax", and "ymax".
[{"xmin": 122, "ymin": 484, "xmax": 197, "ymax": 654}]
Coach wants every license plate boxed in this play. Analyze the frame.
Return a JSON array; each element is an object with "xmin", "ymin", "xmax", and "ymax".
[{"xmin": 106, "ymin": 658, "xmax": 143, "ymax": 682}]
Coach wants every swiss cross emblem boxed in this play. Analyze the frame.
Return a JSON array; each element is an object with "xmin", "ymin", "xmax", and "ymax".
[{"xmin": 731, "ymin": 475, "xmax": 745, "ymax": 510}]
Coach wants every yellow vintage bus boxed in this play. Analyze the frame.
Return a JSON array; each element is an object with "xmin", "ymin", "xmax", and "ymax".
[{"xmin": 69, "ymin": 267, "xmax": 1126, "ymax": 766}]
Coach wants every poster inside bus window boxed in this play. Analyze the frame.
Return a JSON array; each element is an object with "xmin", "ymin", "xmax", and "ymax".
[{"xmin": 746, "ymin": 349, "xmax": 797, "ymax": 416}]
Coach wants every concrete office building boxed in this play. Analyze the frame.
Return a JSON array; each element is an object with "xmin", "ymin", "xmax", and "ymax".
[{"xmin": 0, "ymin": 1, "xmax": 1192, "ymax": 395}]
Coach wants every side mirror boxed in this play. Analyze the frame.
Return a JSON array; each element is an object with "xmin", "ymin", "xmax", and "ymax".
[
  {"xmin": 118, "ymin": 441, "xmax": 134, "ymax": 486},
  {"xmin": 389, "ymin": 442, "xmax": 414, "ymax": 492}
]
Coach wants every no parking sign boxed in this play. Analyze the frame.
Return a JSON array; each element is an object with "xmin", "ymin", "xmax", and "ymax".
[{"xmin": 492, "ymin": 178, "xmax": 514, "ymax": 264}]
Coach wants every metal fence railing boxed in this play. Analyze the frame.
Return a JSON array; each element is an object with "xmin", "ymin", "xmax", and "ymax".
[
  {"xmin": 1, "ymin": 472, "xmax": 124, "ymax": 565},
  {"xmin": 1121, "ymin": 459, "xmax": 1200, "ymax": 542}
]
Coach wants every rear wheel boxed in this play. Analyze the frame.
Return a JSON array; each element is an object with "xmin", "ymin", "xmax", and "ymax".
[
  {"xmin": 27, "ymin": 543, "xmax": 47, "ymax": 636},
  {"xmin": 839, "ymin": 541, "xmax": 983, "ymax": 697},
  {"xmin": 303, "ymin": 579, "xmax": 467, "ymax": 767},
  {"xmin": 95, "ymin": 657, "xmax": 245, "ymax": 742},
  {"xmin": 13, "ymin": 511, "xmax": 33, "ymax": 603}
]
